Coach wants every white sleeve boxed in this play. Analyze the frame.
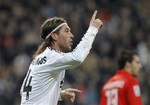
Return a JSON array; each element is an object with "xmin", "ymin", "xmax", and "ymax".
[
  {"xmin": 58, "ymin": 94, "xmax": 62, "ymax": 101},
  {"xmin": 45, "ymin": 26, "xmax": 98, "ymax": 73}
]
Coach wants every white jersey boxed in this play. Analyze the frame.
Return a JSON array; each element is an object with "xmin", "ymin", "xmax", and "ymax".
[{"xmin": 20, "ymin": 26, "xmax": 98, "ymax": 105}]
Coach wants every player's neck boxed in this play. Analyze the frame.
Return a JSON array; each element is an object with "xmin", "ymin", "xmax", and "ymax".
[
  {"xmin": 124, "ymin": 67, "xmax": 132, "ymax": 74},
  {"xmin": 51, "ymin": 43, "xmax": 61, "ymax": 52}
]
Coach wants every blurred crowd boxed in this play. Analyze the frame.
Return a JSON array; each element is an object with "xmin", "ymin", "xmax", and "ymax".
[{"xmin": 0, "ymin": 0, "xmax": 150, "ymax": 105}]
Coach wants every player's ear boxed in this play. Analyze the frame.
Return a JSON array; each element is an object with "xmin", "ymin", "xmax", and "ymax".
[
  {"xmin": 126, "ymin": 62, "xmax": 131, "ymax": 69},
  {"xmin": 51, "ymin": 33, "xmax": 58, "ymax": 41}
]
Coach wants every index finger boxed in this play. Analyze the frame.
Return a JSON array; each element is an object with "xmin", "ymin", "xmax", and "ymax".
[
  {"xmin": 68, "ymin": 89, "xmax": 82, "ymax": 93},
  {"xmin": 91, "ymin": 10, "xmax": 97, "ymax": 20}
]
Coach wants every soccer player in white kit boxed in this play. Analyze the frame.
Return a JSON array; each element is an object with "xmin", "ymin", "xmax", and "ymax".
[{"xmin": 20, "ymin": 10, "xmax": 103, "ymax": 105}]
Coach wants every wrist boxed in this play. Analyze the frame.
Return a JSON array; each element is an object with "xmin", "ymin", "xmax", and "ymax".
[{"xmin": 87, "ymin": 26, "xmax": 98, "ymax": 36}]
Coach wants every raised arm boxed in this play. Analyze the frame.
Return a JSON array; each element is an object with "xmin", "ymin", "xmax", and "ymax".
[{"xmin": 46, "ymin": 10, "xmax": 103, "ymax": 72}]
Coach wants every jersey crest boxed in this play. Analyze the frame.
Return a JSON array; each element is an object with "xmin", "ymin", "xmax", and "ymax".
[{"xmin": 133, "ymin": 85, "xmax": 141, "ymax": 97}]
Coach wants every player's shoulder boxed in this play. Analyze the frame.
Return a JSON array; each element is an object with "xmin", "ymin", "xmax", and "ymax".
[
  {"xmin": 103, "ymin": 78, "xmax": 125, "ymax": 90},
  {"xmin": 44, "ymin": 47, "xmax": 66, "ymax": 62},
  {"xmin": 102, "ymin": 72, "xmax": 127, "ymax": 90},
  {"xmin": 114, "ymin": 70, "xmax": 134, "ymax": 82},
  {"xmin": 129, "ymin": 76, "xmax": 140, "ymax": 85},
  {"xmin": 31, "ymin": 48, "xmax": 58, "ymax": 65}
]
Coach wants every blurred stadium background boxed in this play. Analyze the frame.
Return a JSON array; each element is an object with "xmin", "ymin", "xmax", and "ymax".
[{"xmin": 0, "ymin": 0, "xmax": 150, "ymax": 105}]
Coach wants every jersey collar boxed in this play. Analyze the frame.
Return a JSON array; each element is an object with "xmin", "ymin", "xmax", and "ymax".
[{"xmin": 47, "ymin": 47, "xmax": 62, "ymax": 53}]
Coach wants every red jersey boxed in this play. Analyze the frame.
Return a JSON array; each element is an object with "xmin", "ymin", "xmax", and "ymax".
[{"xmin": 99, "ymin": 70, "xmax": 143, "ymax": 105}]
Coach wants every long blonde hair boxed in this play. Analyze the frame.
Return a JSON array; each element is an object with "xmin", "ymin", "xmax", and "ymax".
[{"xmin": 32, "ymin": 17, "xmax": 66, "ymax": 58}]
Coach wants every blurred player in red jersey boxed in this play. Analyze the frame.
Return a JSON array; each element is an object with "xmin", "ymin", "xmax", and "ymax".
[{"xmin": 99, "ymin": 50, "xmax": 143, "ymax": 105}]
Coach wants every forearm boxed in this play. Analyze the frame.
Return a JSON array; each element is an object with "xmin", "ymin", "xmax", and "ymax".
[{"xmin": 69, "ymin": 26, "xmax": 98, "ymax": 63}]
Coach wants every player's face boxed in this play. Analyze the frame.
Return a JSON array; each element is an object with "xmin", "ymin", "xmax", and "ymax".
[
  {"xmin": 57, "ymin": 24, "xmax": 74, "ymax": 52},
  {"xmin": 130, "ymin": 55, "xmax": 142, "ymax": 77}
]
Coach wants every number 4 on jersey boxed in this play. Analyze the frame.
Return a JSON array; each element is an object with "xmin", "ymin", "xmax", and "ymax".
[{"xmin": 23, "ymin": 69, "xmax": 32, "ymax": 100}]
